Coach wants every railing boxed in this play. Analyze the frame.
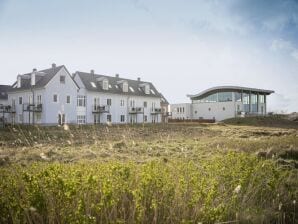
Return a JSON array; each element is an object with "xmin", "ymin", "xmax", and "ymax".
[
  {"xmin": 163, "ymin": 112, "xmax": 172, "ymax": 117},
  {"xmin": 23, "ymin": 103, "xmax": 42, "ymax": 112},
  {"xmin": 0, "ymin": 105, "xmax": 16, "ymax": 113},
  {"xmin": 92, "ymin": 105, "xmax": 110, "ymax": 113},
  {"xmin": 150, "ymin": 108, "xmax": 162, "ymax": 114},
  {"xmin": 129, "ymin": 107, "xmax": 144, "ymax": 114}
]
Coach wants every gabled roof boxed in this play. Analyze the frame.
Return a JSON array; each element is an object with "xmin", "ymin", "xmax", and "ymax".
[
  {"xmin": 9, "ymin": 65, "xmax": 78, "ymax": 92},
  {"xmin": 0, "ymin": 85, "xmax": 12, "ymax": 100},
  {"xmin": 76, "ymin": 71, "xmax": 162, "ymax": 98},
  {"xmin": 187, "ymin": 86, "xmax": 275, "ymax": 100}
]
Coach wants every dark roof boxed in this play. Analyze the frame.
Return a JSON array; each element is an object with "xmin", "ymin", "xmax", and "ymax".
[
  {"xmin": 187, "ymin": 86, "xmax": 275, "ymax": 100},
  {"xmin": 76, "ymin": 71, "xmax": 163, "ymax": 98},
  {"xmin": 0, "ymin": 85, "xmax": 12, "ymax": 100},
  {"xmin": 9, "ymin": 65, "xmax": 74, "ymax": 92}
]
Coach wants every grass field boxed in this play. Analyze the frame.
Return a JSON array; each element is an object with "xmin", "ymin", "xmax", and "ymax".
[{"xmin": 0, "ymin": 117, "xmax": 297, "ymax": 223}]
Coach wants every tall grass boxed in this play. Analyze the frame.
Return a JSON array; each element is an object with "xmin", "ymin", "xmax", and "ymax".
[{"xmin": 0, "ymin": 153, "xmax": 297, "ymax": 223}]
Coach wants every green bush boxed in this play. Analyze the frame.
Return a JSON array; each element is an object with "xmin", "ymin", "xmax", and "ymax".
[{"xmin": 0, "ymin": 153, "xmax": 297, "ymax": 223}]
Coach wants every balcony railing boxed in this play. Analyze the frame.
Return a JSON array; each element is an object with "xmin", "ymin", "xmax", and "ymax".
[
  {"xmin": 129, "ymin": 107, "xmax": 144, "ymax": 114},
  {"xmin": 23, "ymin": 103, "xmax": 42, "ymax": 112},
  {"xmin": 0, "ymin": 104, "xmax": 16, "ymax": 113},
  {"xmin": 92, "ymin": 105, "xmax": 110, "ymax": 113},
  {"xmin": 150, "ymin": 108, "xmax": 162, "ymax": 114},
  {"xmin": 163, "ymin": 112, "xmax": 172, "ymax": 117}
]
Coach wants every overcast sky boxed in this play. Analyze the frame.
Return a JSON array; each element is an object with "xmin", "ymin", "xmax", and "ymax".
[{"xmin": 0, "ymin": 0, "xmax": 297, "ymax": 112}]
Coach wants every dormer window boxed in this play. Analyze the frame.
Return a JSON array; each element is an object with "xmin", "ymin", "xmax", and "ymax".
[
  {"xmin": 90, "ymin": 82, "xmax": 97, "ymax": 88},
  {"xmin": 123, "ymin": 82, "xmax": 128, "ymax": 92},
  {"xmin": 150, "ymin": 89, "xmax": 156, "ymax": 95},
  {"xmin": 129, "ymin": 86, "xmax": 135, "ymax": 92},
  {"xmin": 103, "ymin": 80, "xmax": 108, "ymax": 90},
  {"xmin": 145, "ymin": 85, "xmax": 150, "ymax": 94}
]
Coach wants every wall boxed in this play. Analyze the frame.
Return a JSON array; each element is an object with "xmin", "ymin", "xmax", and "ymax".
[{"xmin": 170, "ymin": 103, "xmax": 192, "ymax": 120}]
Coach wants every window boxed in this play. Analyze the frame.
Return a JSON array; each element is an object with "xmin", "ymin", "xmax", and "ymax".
[
  {"xmin": 145, "ymin": 85, "xmax": 150, "ymax": 94},
  {"xmin": 107, "ymin": 99, "xmax": 112, "ymax": 106},
  {"xmin": 120, "ymin": 99, "xmax": 125, "ymax": 107},
  {"xmin": 77, "ymin": 95, "xmax": 86, "ymax": 107},
  {"xmin": 53, "ymin": 94, "xmax": 58, "ymax": 103},
  {"xmin": 103, "ymin": 80, "xmax": 108, "ymax": 90},
  {"xmin": 37, "ymin": 95, "xmax": 42, "ymax": 104},
  {"xmin": 150, "ymin": 89, "xmax": 156, "ymax": 95},
  {"xmin": 144, "ymin": 115, "xmax": 147, "ymax": 122},
  {"xmin": 107, "ymin": 114, "xmax": 112, "ymax": 122},
  {"xmin": 120, "ymin": 115, "xmax": 125, "ymax": 122},
  {"xmin": 19, "ymin": 97, "xmax": 23, "ymax": 105},
  {"xmin": 123, "ymin": 82, "xmax": 128, "ymax": 92},
  {"xmin": 66, "ymin": 96, "xmax": 71, "ymax": 104},
  {"xmin": 182, "ymin": 107, "xmax": 185, "ymax": 113},
  {"xmin": 195, "ymin": 110, "xmax": 198, "ymax": 114},
  {"xmin": 77, "ymin": 115, "xmax": 86, "ymax": 124},
  {"xmin": 60, "ymin": 76, "xmax": 65, "ymax": 83},
  {"xmin": 130, "ymin": 100, "xmax": 135, "ymax": 107},
  {"xmin": 90, "ymin": 82, "xmax": 97, "ymax": 88},
  {"xmin": 223, "ymin": 107, "xmax": 226, "ymax": 111},
  {"xmin": 144, "ymin": 101, "xmax": 147, "ymax": 108},
  {"xmin": 208, "ymin": 108, "xmax": 211, "ymax": 111},
  {"xmin": 109, "ymin": 84, "xmax": 112, "ymax": 89},
  {"xmin": 129, "ymin": 86, "xmax": 135, "ymax": 92},
  {"xmin": 218, "ymin": 92, "xmax": 233, "ymax": 102},
  {"xmin": 259, "ymin": 95, "xmax": 265, "ymax": 104},
  {"xmin": 235, "ymin": 92, "xmax": 242, "ymax": 102},
  {"xmin": 115, "ymin": 85, "xmax": 119, "ymax": 89}
]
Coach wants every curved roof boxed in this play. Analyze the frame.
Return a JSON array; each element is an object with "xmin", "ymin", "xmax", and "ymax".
[{"xmin": 187, "ymin": 86, "xmax": 274, "ymax": 100}]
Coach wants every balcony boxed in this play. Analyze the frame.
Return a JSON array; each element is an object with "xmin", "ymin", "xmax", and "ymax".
[
  {"xmin": 0, "ymin": 104, "xmax": 16, "ymax": 113},
  {"xmin": 150, "ymin": 108, "xmax": 162, "ymax": 114},
  {"xmin": 163, "ymin": 112, "xmax": 172, "ymax": 117},
  {"xmin": 92, "ymin": 105, "xmax": 110, "ymax": 113},
  {"xmin": 129, "ymin": 107, "xmax": 144, "ymax": 114},
  {"xmin": 23, "ymin": 103, "xmax": 42, "ymax": 112}
]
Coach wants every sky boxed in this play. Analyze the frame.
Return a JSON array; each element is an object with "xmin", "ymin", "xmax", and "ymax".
[{"xmin": 0, "ymin": 0, "xmax": 297, "ymax": 112}]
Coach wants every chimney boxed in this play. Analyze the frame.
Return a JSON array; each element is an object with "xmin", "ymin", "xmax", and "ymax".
[
  {"xmin": 31, "ymin": 71, "xmax": 36, "ymax": 86},
  {"xmin": 52, "ymin": 63, "xmax": 56, "ymax": 68},
  {"xmin": 115, "ymin": 74, "xmax": 119, "ymax": 78},
  {"xmin": 33, "ymin": 68, "xmax": 37, "ymax": 72},
  {"xmin": 137, "ymin": 77, "xmax": 141, "ymax": 81},
  {"xmin": 90, "ymin": 69, "xmax": 94, "ymax": 74},
  {"xmin": 17, "ymin": 75, "xmax": 21, "ymax": 88}
]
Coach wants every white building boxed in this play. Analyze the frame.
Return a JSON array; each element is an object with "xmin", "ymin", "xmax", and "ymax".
[
  {"xmin": 0, "ymin": 85, "xmax": 14, "ymax": 126},
  {"xmin": 3, "ymin": 64, "xmax": 169, "ymax": 126},
  {"xmin": 7, "ymin": 64, "xmax": 79, "ymax": 125},
  {"xmin": 73, "ymin": 70, "xmax": 166, "ymax": 124},
  {"xmin": 170, "ymin": 103, "xmax": 192, "ymax": 120},
  {"xmin": 170, "ymin": 86, "xmax": 274, "ymax": 121}
]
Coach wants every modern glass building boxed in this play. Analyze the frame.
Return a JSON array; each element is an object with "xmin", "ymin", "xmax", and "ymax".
[{"xmin": 184, "ymin": 86, "xmax": 274, "ymax": 121}]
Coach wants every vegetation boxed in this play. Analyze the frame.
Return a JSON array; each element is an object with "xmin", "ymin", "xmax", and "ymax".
[{"xmin": 0, "ymin": 119, "xmax": 297, "ymax": 223}]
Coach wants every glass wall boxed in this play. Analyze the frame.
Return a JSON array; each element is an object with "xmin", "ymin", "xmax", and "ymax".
[
  {"xmin": 235, "ymin": 92, "xmax": 242, "ymax": 102},
  {"xmin": 243, "ymin": 93, "xmax": 250, "ymax": 112},
  {"xmin": 218, "ymin": 92, "xmax": 233, "ymax": 102},
  {"xmin": 251, "ymin": 93, "xmax": 258, "ymax": 113}
]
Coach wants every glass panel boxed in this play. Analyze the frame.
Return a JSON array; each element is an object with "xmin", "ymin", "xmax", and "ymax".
[
  {"xmin": 235, "ymin": 92, "xmax": 242, "ymax": 102},
  {"xmin": 218, "ymin": 92, "xmax": 232, "ymax": 102}
]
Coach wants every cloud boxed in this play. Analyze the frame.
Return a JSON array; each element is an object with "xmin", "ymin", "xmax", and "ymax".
[
  {"xmin": 291, "ymin": 50, "xmax": 298, "ymax": 61},
  {"xmin": 270, "ymin": 39, "xmax": 293, "ymax": 51}
]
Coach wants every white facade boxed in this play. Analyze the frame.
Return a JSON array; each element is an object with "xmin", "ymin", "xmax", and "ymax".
[
  {"xmin": 170, "ymin": 103, "xmax": 192, "ymax": 120},
  {"xmin": 4, "ymin": 65, "xmax": 168, "ymax": 126},
  {"xmin": 7, "ymin": 65, "xmax": 79, "ymax": 125},
  {"xmin": 74, "ymin": 73, "xmax": 163, "ymax": 124}
]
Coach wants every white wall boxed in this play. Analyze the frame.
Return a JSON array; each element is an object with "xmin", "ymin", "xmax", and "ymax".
[
  {"xmin": 170, "ymin": 103, "xmax": 192, "ymax": 119},
  {"xmin": 44, "ymin": 67, "xmax": 78, "ymax": 124}
]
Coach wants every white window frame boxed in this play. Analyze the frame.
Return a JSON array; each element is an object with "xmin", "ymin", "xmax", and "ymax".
[
  {"xmin": 77, "ymin": 115, "xmax": 86, "ymax": 124},
  {"xmin": 66, "ymin": 95, "xmax": 71, "ymax": 104},
  {"xmin": 77, "ymin": 95, "xmax": 86, "ymax": 107}
]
